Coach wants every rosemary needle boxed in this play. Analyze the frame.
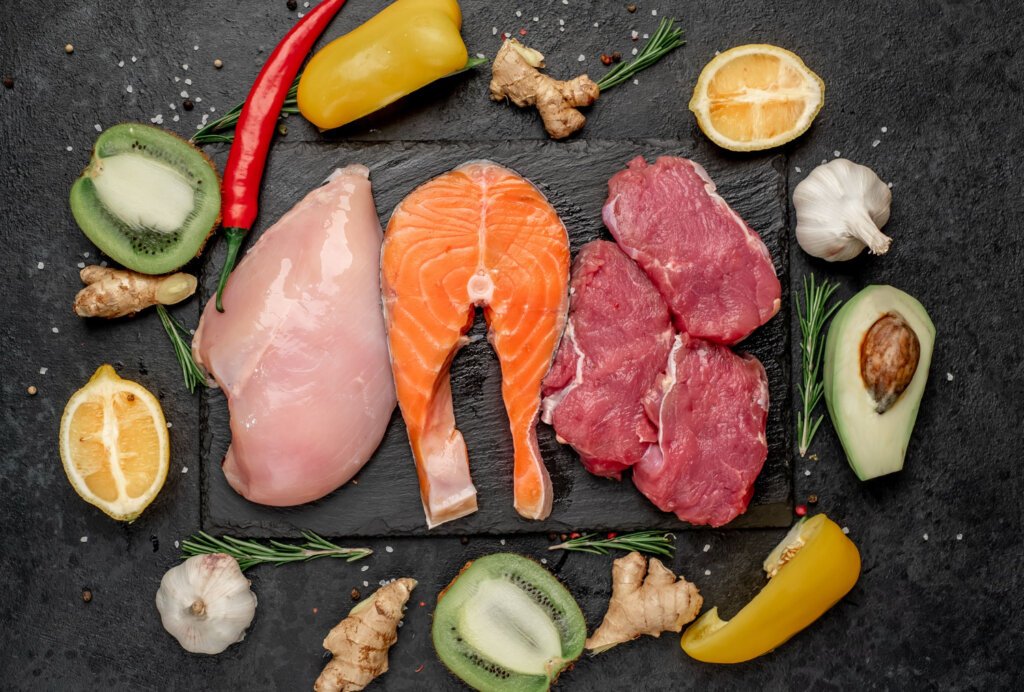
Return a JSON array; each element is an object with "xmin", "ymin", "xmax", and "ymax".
[
  {"xmin": 596, "ymin": 18, "xmax": 686, "ymax": 92},
  {"xmin": 181, "ymin": 531, "xmax": 372, "ymax": 571},
  {"xmin": 156, "ymin": 305, "xmax": 206, "ymax": 394},
  {"xmin": 548, "ymin": 530, "xmax": 675, "ymax": 558},
  {"xmin": 795, "ymin": 274, "xmax": 842, "ymax": 456}
]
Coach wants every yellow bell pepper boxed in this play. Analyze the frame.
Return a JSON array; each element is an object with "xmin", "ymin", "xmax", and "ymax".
[
  {"xmin": 681, "ymin": 514, "xmax": 860, "ymax": 664},
  {"xmin": 297, "ymin": 0, "xmax": 469, "ymax": 130}
]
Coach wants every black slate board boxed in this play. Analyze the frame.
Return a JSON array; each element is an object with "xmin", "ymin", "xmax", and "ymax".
[{"xmin": 200, "ymin": 139, "xmax": 792, "ymax": 536}]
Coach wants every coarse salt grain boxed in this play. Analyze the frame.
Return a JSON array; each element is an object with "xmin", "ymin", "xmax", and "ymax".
[
  {"xmin": 476, "ymin": 52, "xmax": 485, "ymax": 59},
  {"xmin": 492, "ymin": 26, "xmax": 498, "ymax": 35},
  {"xmin": 150, "ymin": 114, "xmax": 164, "ymax": 125},
  {"xmin": 360, "ymin": 565, "xmax": 369, "ymax": 572},
  {"xmin": 126, "ymin": 85, "xmax": 133, "ymax": 93},
  {"xmin": 83, "ymin": 252, "xmax": 89, "ymax": 257},
  {"xmin": 515, "ymin": 10, "xmax": 522, "ymax": 17},
  {"xmin": 297, "ymin": 11, "xmax": 304, "ymax": 17},
  {"xmin": 167, "ymin": 422, "xmax": 173, "ymax": 428},
  {"xmin": 80, "ymin": 536, "xmax": 88, "ymax": 543},
  {"xmin": 172, "ymin": 115, "xmax": 180, "ymax": 122},
  {"xmin": 881, "ymin": 126, "xmax": 888, "ymax": 133},
  {"xmin": 578, "ymin": 54, "xmax": 586, "ymax": 62},
  {"xmin": 181, "ymin": 467, "xmax": 188, "ymax": 474},
  {"xmin": 703, "ymin": 544, "xmax": 711, "ymax": 552},
  {"xmin": 841, "ymin": 526, "xmax": 850, "ymax": 534},
  {"xmin": 363, "ymin": 580, "xmax": 369, "ymax": 587},
  {"xmin": 174, "ymin": 540, "xmax": 179, "ymax": 548},
  {"xmin": 532, "ymin": 16, "xmax": 539, "ymax": 22},
  {"xmin": 631, "ymin": 30, "xmax": 639, "ymax": 39},
  {"xmin": 77, "ymin": 262, "xmax": 85, "ymax": 269},
  {"xmin": 385, "ymin": 546, "xmax": 394, "ymax": 553},
  {"xmin": 66, "ymin": 146, "xmax": 73, "ymax": 151},
  {"xmin": 500, "ymin": 539, "xmax": 506, "ymax": 545},
  {"xmin": 795, "ymin": 166, "xmax": 802, "ymax": 173},
  {"xmin": 51, "ymin": 327, "xmax": 59, "ymax": 334},
  {"xmin": 559, "ymin": 27, "xmax": 564, "ymax": 31},
  {"xmin": 37, "ymin": 262, "xmax": 45, "ymax": 270},
  {"xmin": 182, "ymin": 64, "xmax": 189, "ymax": 70},
  {"xmin": 131, "ymin": 56, "xmax": 137, "ymax": 63},
  {"xmin": 956, "ymin": 533, "xmax": 963, "ymax": 540},
  {"xmin": 195, "ymin": 97, "xmax": 202, "ymax": 103},
  {"xmin": 833, "ymin": 150, "xmax": 841, "ymax": 157},
  {"xmin": 562, "ymin": 0, "xmax": 568, "ymax": 4},
  {"xmin": 643, "ymin": 33, "xmax": 649, "ymax": 39},
  {"xmin": 631, "ymin": 47, "xmax": 638, "ymax": 55},
  {"xmin": 704, "ymin": 569, "xmax": 711, "ymax": 576},
  {"xmin": 185, "ymin": 78, "xmax": 192, "ymax": 85},
  {"xmin": 210, "ymin": 106, "xmax": 216, "ymax": 112},
  {"xmin": 804, "ymin": 469, "xmax": 811, "ymax": 476},
  {"xmin": 193, "ymin": 45, "xmax": 199, "ymax": 51},
  {"xmin": 887, "ymin": 182, "xmax": 893, "ymax": 188},
  {"xmin": 593, "ymin": 22, "xmax": 599, "ymax": 27},
  {"xmin": 923, "ymin": 533, "xmax": 929, "ymax": 541},
  {"xmin": 117, "ymin": 60, "xmax": 124, "ymax": 68},
  {"xmin": 946, "ymin": 372, "xmax": 954, "ymax": 381},
  {"xmin": 633, "ymin": 78, "xmax": 639, "ymax": 85},
  {"xmin": 39, "ymin": 367, "xmax": 48, "ymax": 375},
  {"xmin": 872, "ymin": 139, "xmax": 881, "ymax": 148},
  {"xmin": 181, "ymin": 90, "xmax": 189, "ymax": 98},
  {"xmin": 540, "ymin": 558, "xmax": 547, "ymax": 564},
  {"xmin": 94, "ymin": 124, "xmax": 102, "ymax": 132},
  {"xmin": 652, "ymin": 9, "xmax": 658, "ymax": 15},
  {"xmin": 174, "ymin": 77, "xmax": 180, "ymax": 83},
  {"xmin": 559, "ymin": 19, "xmax": 565, "ymax": 26}
]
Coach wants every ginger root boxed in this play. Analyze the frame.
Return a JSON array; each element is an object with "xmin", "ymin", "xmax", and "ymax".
[
  {"xmin": 585, "ymin": 551, "xmax": 702, "ymax": 654},
  {"xmin": 314, "ymin": 577, "xmax": 417, "ymax": 692},
  {"xmin": 489, "ymin": 39, "xmax": 599, "ymax": 140},
  {"xmin": 73, "ymin": 266, "xmax": 197, "ymax": 318}
]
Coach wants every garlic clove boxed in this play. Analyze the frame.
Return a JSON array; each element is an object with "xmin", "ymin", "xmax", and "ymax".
[
  {"xmin": 156, "ymin": 553, "xmax": 257, "ymax": 655},
  {"xmin": 794, "ymin": 159, "xmax": 893, "ymax": 262}
]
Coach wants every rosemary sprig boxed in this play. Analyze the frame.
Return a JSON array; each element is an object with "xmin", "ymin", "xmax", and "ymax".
[
  {"xmin": 596, "ymin": 18, "xmax": 685, "ymax": 92},
  {"xmin": 548, "ymin": 530, "xmax": 675, "ymax": 558},
  {"xmin": 796, "ymin": 274, "xmax": 842, "ymax": 456},
  {"xmin": 191, "ymin": 57, "xmax": 489, "ymax": 145},
  {"xmin": 181, "ymin": 530, "xmax": 372, "ymax": 571},
  {"xmin": 156, "ymin": 305, "xmax": 205, "ymax": 394}
]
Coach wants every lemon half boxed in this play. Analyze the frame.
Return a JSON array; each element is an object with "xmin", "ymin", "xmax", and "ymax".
[{"xmin": 690, "ymin": 44, "xmax": 825, "ymax": 151}]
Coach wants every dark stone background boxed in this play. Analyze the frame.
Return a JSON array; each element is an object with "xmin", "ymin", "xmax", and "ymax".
[{"xmin": 1, "ymin": 1, "xmax": 1021, "ymax": 689}]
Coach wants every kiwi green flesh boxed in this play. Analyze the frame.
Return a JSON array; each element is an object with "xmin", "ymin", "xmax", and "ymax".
[
  {"xmin": 70, "ymin": 123, "xmax": 220, "ymax": 275},
  {"xmin": 432, "ymin": 553, "xmax": 586, "ymax": 692}
]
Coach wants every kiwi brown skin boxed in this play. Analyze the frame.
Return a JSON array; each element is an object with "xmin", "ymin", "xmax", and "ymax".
[
  {"xmin": 70, "ymin": 122, "xmax": 222, "ymax": 275},
  {"xmin": 432, "ymin": 553, "xmax": 586, "ymax": 692}
]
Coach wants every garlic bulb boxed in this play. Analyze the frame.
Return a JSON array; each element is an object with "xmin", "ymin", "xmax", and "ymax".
[
  {"xmin": 155, "ymin": 553, "xmax": 257, "ymax": 655},
  {"xmin": 794, "ymin": 159, "xmax": 893, "ymax": 261}
]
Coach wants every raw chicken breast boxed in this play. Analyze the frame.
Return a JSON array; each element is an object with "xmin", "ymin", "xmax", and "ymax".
[
  {"xmin": 634, "ymin": 334, "xmax": 769, "ymax": 527},
  {"xmin": 193, "ymin": 165, "xmax": 396, "ymax": 506},
  {"xmin": 541, "ymin": 241, "xmax": 673, "ymax": 478},
  {"xmin": 603, "ymin": 156, "xmax": 781, "ymax": 344},
  {"xmin": 382, "ymin": 161, "xmax": 570, "ymax": 528}
]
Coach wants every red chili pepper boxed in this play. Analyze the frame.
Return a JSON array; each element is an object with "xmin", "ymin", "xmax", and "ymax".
[{"xmin": 215, "ymin": 0, "xmax": 348, "ymax": 311}]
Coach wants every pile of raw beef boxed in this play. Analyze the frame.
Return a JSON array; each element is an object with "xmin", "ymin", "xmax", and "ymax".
[{"xmin": 541, "ymin": 156, "xmax": 781, "ymax": 527}]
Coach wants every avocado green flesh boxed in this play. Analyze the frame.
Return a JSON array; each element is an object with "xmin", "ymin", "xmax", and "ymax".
[
  {"xmin": 824, "ymin": 285, "xmax": 935, "ymax": 480},
  {"xmin": 432, "ymin": 553, "xmax": 586, "ymax": 692},
  {"xmin": 69, "ymin": 123, "xmax": 220, "ymax": 275}
]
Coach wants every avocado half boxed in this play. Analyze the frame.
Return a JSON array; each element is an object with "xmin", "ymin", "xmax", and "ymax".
[{"xmin": 823, "ymin": 285, "xmax": 935, "ymax": 480}]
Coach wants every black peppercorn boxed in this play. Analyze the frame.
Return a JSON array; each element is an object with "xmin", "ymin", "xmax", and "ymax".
[
  {"xmin": 459, "ymin": 536, "xmax": 469, "ymax": 545},
  {"xmin": 350, "ymin": 587, "xmax": 361, "ymax": 601},
  {"xmin": 182, "ymin": 99, "xmax": 194, "ymax": 111},
  {"xmin": 611, "ymin": 51, "xmax": 622, "ymax": 63},
  {"xmin": 627, "ymin": 3, "xmax": 637, "ymax": 12},
  {"xmin": 2, "ymin": 76, "xmax": 13, "ymax": 90},
  {"xmin": 82, "ymin": 588, "xmax": 93, "ymax": 603},
  {"xmin": 287, "ymin": 0, "xmax": 298, "ymax": 10}
]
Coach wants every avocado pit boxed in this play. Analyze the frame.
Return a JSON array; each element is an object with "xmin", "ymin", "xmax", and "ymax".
[{"xmin": 860, "ymin": 311, "xmax": 920, "ymax": 414}]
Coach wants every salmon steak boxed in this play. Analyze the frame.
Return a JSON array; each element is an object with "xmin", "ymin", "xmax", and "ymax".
[{"xmin": 382, "ymin": 161, "xmax": 570, "ymax": 528}]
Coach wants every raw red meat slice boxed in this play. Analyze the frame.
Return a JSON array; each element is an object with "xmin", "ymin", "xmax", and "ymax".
[
  {"xmin": 603, "ymin": 156, "xmax": 782, "ymax": 345},
  {"xmin": 634, "ymin": 334, "xmax": 770, "ymax": 527},
  {"xmin": 541, "ymin": 241, "xmax": 673, "ymax": 478}
]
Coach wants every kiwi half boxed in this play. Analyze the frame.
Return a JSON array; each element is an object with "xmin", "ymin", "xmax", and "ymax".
[
  {"xmin": 432, "ymin": 553, "xmax": 586, "ymax": 691},
  {"xmin": 70, "ymin": 123, "xmax": 220, "ymax": 275}
]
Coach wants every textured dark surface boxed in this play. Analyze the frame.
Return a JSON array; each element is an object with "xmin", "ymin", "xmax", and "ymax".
[
  {"xmin": 1, "ymin": 1, "xmax": 1022, "ymax": 690},
  {"xmin": 201, "ymin": 140, "xmax": 791, "ymax": 536}
]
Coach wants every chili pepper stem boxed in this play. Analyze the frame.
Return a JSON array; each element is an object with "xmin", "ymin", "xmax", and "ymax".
[{"xmin": 215, "ymin": 227, "xmax": 247, "ymax": 312}]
